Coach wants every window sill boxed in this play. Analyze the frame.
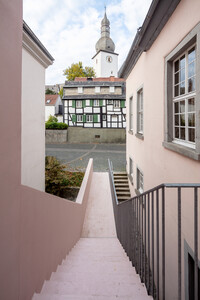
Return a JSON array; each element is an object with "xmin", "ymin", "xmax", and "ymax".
[
  {"xmin": 135, "ymin": 133, "xmax": 144, "ymax": 140},
  {"xmin": 128, "ymin": 130, "xmax": 133, "ymax": 135},
  {"xmin": 128, "ymin": 174, "xmax": 133, "ymax": 185},
  {"xmin": 163, "ymin": 141, "xmax": 200, "ymax": 161},
  {"xmin": 135, "ymin": 189, "xmax": 143, "ymax": 196}
]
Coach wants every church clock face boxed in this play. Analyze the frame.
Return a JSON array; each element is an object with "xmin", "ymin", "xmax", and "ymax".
[{"xmin": 106, "ymin": 56, "xmax": 112, "ymax": 63}]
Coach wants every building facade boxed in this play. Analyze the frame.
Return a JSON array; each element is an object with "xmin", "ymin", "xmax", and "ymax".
[
  {"xmin": 63, "ymin": 77, "xmax": 126, "ymax": 129},
  {"xmin": 119, "ymin": 0, "xmax": 200, "ymax": 298}
]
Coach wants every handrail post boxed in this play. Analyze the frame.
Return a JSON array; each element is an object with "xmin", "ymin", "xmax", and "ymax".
[
  {"xmin": 178, "ymin": 187, "xmax": 182, "ymax": 300},
  {"xmin": 194, "ymin": 187, "xmax": 198, "ymax": 300}
]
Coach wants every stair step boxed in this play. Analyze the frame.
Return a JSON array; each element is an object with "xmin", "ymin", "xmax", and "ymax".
[
  {"xmin": 41, "ymin": 281, "xmax": 149, "ymax": 298},
  {"xmin": 33, "ymin": 294, "xmax": 148, "ymax": 300},
  {"xmin": 114, "ymin": 183, "xmax": 129, "ymax": 187},
  {"xmin": 117, "ymin": 196, "xmax": 130, "ymax": 201},
  {"xmin": 116, "ymin": 191, "xmax": 131, "ymax": 196}
]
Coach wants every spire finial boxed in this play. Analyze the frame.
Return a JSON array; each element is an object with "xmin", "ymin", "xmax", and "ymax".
[{"xmin": 104, "ymin": 5, "xmax": 106, "ymax": 13}]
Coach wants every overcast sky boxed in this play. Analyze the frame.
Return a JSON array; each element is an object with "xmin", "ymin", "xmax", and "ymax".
[{"xmin": 23, "ymin": 0, "xmax": 152, "ymax": 84}]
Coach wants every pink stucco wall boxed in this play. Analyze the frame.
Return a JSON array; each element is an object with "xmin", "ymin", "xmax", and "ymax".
[
  {"xmin": 125, "ymin": 0, "xmax": 200, "ymax": 298},
  {"xmin": 0, "ymin": 1, "xmax": 93, "ymax": 299}
]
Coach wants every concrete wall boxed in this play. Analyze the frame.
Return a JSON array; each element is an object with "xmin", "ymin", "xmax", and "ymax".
[
  {"xmin": 21, "ymin": 48, "xmax": 45, "ymax": 191},
  {"xmin": 45, "ymin": 129, "xmax": 68, "ymax": 143},
  {"xmin": 93, "ymin": 51, "xmax": 118, "ymax": 77},
  {"xmin": 125, "ymin": 0, "xmax": 200, "ymax": 298},
  {"xmin": 0, "ymin": 2, "xmax": 93, "ymax": 299},
  {"xmin": 68, "ymin": 127, "xmax": 126, "ymax": 143}
]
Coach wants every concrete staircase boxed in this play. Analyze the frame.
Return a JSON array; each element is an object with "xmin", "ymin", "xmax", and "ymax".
[
  {"xmin": 113, "ymin": 172, "xmax": 131, "ymax": 202},
  {"xmin": 33, "ymin": 238, "xmax": 151, "ymax": 300},
  {"xmin": 33, "ymin": 173, "xmax": 151, "ymax": 300}
]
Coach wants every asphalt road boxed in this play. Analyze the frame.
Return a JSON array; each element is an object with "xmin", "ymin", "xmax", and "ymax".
[{"xmin": 46, "ymin": 143, "xmax": 126, "ymax": 172}]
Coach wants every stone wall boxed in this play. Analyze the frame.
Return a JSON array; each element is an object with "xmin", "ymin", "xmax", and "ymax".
[
  {"xmin": 45, "ymin": 129, "xmax": 67, "ymax": 143},
  {"xmin": 67, "ymin": 127, "xmax": 125, "ymax": 143}
]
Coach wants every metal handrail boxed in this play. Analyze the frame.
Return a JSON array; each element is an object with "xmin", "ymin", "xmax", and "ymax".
[{"xmin": 108, "ymin": 159, "xmax": 200, "ymax": 300}]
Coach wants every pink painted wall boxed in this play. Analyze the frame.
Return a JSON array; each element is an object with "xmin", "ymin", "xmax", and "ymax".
[
  {"xmin": 125, "ymin": 0, "xmax": 200, "ymax": 298},
  {"xmin": 0, "ymin": 1, "xmax": 93, "ymax": 299}
]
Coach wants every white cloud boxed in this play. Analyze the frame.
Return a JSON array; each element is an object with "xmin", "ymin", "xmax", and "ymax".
[{"xmin": 23, "ymin": 0, "xmax": 152, "ymax": 84}]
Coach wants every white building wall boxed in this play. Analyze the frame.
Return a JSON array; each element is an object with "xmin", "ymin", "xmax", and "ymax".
[
  {"xmin": 45, "ymin": 106, "xmax": 55, "ymax": 121},
  {"xmin": 21, "ymin": 48, "xmax": 45, "ymax": 191}
]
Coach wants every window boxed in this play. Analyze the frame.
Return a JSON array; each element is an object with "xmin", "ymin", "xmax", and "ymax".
[
  {"xmin": 78, "ymin": 87, "xmax": 83, "ymax": 93},
  {"xmin": 77, "ymin": 115, "xmax": 83, "ymax": 122},
  {"xmin": 108, "ymin": 100, "xmax": 113, "ymax": 105},
  {"xmin": 46, "ymin": 99, "xmax": 51, "ymax": 104},
  {"xmin": 76, "ymin": 100, "xmax": 82, "ymax": 108},
  {"xmin": 95, "ymin": 87, "xmax": 100, "ymax": 93},
  {"xmin": 110, "ymin": 86, "xmax": 115, "ymax": 93},
  {"xmin": 137, "ymin": 88, "xmax": 143, "ymax": 135},
  {"xmin": 114, "ymin": 100, "xmax": 120, "ymax": 108},
  {"xmin": 86, "ymin": 115, "xmax": 93, "ymax": 122},
  {"xmin": 137, "ymin": 168, "xmax": 143, "ymax": 194},
  {"xmin": 102, "ymin": 114, "xmax": 106, "ymax": 121},
  {"xmin": 164, "ymin": 23, "xmax": 200, "ymax": 160},
  {"xmin": 173, "ymin": 46, "xmax": 196, "ymax": 147},
  {"xmin": 129, "ymin": 157, "xmax": 133, "ymax": 184},
  {"xmin": 93, "ymin": 100, "xmax": 99, "ymax": 106},
  {"xmin": 129, "ymin": 96, "xmax": 133, "ymax": 132}
]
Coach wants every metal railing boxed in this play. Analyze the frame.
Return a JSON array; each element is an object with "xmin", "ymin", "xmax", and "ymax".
[{"xmin": 108, "ymin": 159, "xmax": 200, "ymax": 300}]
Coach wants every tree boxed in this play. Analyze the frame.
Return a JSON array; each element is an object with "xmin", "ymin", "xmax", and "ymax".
[
  {"xmin": 63, "ymin": 61, "xmax": 95, "ymax": 81},
  {"xmin": 59, "ymin": 87, "xmax": 63, "ymax": 99},
  {"xmin": 45, "ymin": 88, "xmax": 56, "ymax": 95}
]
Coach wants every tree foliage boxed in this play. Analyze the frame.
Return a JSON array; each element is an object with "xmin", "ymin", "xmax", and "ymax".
[
  {"xmin": 45, "ymin": 88, "xmax": 56, "ymax": 95},
  {"xmin": 63, "ymin": 62, "xmax": 95, "ymax": 81},
  {"xmin": 59, "ymin": 87, "xmax": 63, "ymax": 98}
]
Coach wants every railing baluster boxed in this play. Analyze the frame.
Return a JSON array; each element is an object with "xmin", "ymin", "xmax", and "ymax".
[
  {"xmin": 152, "ymin": 191, "xmax": 154, "ymax": 297},
  {"xmin": 136, "ymin": 197, "xmax": 139, "ymax": 273},
  {"xmin": 148, "ymin": 192, "xmax": 150, "ymax": 294},
  {"xmin": 162, "ymin": 187, "xmax": 165, "ymax": 300},
  {"xmin": 139, "ymin": 195, "xmax": 141, "ymax": 277},
  {"xmin": 144, "ymin": 194, "xmax": 147, "ymax": 286},
  {"xmin": 141, "ymin": 195, "xmax": 144, "ymax": 282},
  {"xmin": 156, "ymin": 189, "xmax": 159, "ymax": 300},
  {"xmin": 178, "ymin": 187, "xmax": 182, "ymax": 300},
  {"xmin": 133, "ymin": 199, "xmax": 136, "ymax": 267},
  {"xmin": 194, "ymin": 187, "xmax": 198, "ymax": 300}
]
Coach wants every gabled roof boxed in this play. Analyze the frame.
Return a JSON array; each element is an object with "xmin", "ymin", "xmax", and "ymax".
[
  {"xmin": 74, "ymin": 76, "xmax": 124, "ymax": 82},
  {"xmin": 119, "ymin": 0, "xmax": 181, "ymax": 79},
  {"xmin": 45, "ymin": 94, "xmax": 60, "ymax": 106}
]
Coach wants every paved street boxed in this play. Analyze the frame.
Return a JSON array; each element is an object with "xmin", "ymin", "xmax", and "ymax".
[{"xmin": 46, "ymin": 143, "xmax": 126, "ymax": 172}]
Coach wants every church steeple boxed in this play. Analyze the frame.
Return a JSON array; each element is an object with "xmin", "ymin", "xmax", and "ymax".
[{"xmin": 95, "ymin": 10, "xmax": 115, "ymax": 53}]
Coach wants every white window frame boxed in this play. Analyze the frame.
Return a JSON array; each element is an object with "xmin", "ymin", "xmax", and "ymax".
[
  {"xmin": 114, "ymin": 100, "xmax": 120, "ymax": 108},
  {"xmin": 77, "ymin": 115, "xmax": 83, "ymax": 122},
  {"xmin": 95, "ymin": 87, "xmax": 100, "ymax": 93},
  {"xmin": 108, "ymin": 100, "xmax": 113, "ymax": 105},
  {"xmin": 93, "ymin": 100, "xmax": 99, "ymax": 106},
  {"xmin": 164, "ymin": 23, "xmax": 200, "ymax": 160},
  {"xmin": 78, "ymin": 87, "xmax": 83, "ymax": 94},
  {"xmin": 86, "ymin": 115, "xmax": 93, "ymax": 122},
  {"xmin": 76, "ymin": 100, "xmax": 82, "ymax": 108},
  {"xmin": 137, "ymin": 88, "xmax": 143, "ymax": 135},
  {"xmin": 102, "ymin": 114, "xmax": 106, "ymax": 121},
  {"xmin": 110, "ymin": 86, "xmax": 115, "ymax": 93},
  {"xmin": 129, "ymin": 96, "xmax": 133, "ymax": 132},
  {"xmin": 129, "ymin": 157, "xmax": 133, "ymax": 184},
  {"xmin": 137, "ymin": 167, "xmax": 143, "ymax": 194},
  {"xmin": 172, "ymin": 45, "xmax": 196, "ymax": 149}
]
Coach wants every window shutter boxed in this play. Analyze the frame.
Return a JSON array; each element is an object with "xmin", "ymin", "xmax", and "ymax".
[
  {"xmin": 82, "ymin": 100, "xmax": 86, "ymax": 108},
  {"xmin": 90, "ymin": 100, "xmax": 93, "ymax": 106},
  {"xmin": 72, "ymin": 115, "xmax": 76, "ymax": 123},
  {"xmin": 99, "ymin": 100, "xmax": 103, "ymax": 107},
  {"xmin": 72, "ymin": 100, "xmax": 75, "ymax": 108},
  {"xmin": 93, "ymin": 114, "xmax": 98, "ymax": 123},
  {"xmin": 120, "ymin": 100, "xmax": 125, "ymax": 108},
  {"xmin": 83, "ymin": 115, "xmax": 86, "ymax": 123}
]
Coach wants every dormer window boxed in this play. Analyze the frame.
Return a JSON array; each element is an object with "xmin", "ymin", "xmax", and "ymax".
[
  {"xmin": 46, "ymin": 99, "xmax": 51, "ymax": 104},
  {"xmin": 95, "ymin": 87, "xmax": 100, "ymax": 93},
  {"xmin": 78, "ymin": 87, "xmax": 83, "ymax": 93}
]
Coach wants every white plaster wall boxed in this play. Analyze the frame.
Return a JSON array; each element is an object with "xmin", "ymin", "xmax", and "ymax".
[
  {"xmin": 45, "ymin": 106, "xmax": 55, "ymax": 121},
  {"xmin": 93, "ymin": 51, "xmax": 118, "ymax": 77},
  {"xmin": 21, "ymin": 48, "xmax": 45, "ymax": 191}
]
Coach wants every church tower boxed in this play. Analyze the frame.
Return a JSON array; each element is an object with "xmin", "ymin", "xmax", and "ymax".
[{"xmin": 92, "ymin": 10, "xmax": 118, "ymax": 77}]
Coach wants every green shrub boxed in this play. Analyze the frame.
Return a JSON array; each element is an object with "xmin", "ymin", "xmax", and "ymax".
[
  {"xmin": 45, "ymin": 115, "xmax": 68, "ymax": 130},
  {"xmin": 45, "ymin": 156, "xmax": 84, "ymax": 197}
]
